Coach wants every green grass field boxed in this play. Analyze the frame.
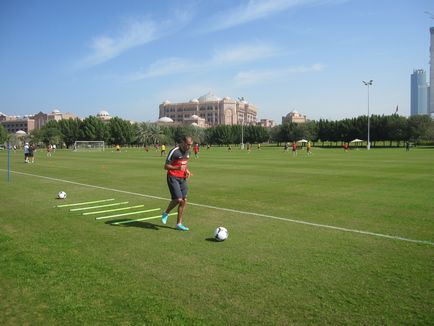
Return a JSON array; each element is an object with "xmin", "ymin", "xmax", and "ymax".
[{"xmin": 1, "ymin": 146, "xmax": 433, "ymax": 325}]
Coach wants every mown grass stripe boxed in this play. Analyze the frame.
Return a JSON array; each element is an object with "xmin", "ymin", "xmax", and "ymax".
[
  {"xmin": 2, "ymin": 169, "xmax": 433, "ymax": 247},
  {"xmin": 55, "ymin": 198, "xmax": 115, "ymax": 208},
  {"xmin": 112, "ymin": 212, "xmax": 176, "ymax": 225},
  {"xmin": 83, "ymin": 204, "xmax": 145, "ymax": 215},
  {"xmin": 95, "ymin": 208, "xmax": 161, "ymax": 220}
]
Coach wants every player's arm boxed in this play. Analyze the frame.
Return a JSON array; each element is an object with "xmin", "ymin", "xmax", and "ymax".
[
  {"xmin": 164, "ymin": 162, "xmax": 192, "ymax": 177},
  {"xmin": 164, "ymin": 163, "xmax": 187, "ymax": 171}
]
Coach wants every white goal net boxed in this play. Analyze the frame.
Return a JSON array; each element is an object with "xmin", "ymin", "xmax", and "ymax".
[{"xmin": 73, "ymin": 141, "xmax": 105, "ymax": 151}]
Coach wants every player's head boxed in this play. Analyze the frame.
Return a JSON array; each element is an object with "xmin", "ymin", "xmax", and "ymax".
[{"xmin": 180, "ymin": 136, "xmax": 193, "ymax": 151}]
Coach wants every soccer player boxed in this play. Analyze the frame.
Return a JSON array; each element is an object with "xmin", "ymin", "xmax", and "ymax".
[
  {"xmin": 24, "ymin": 142, "xmax": 30, "ymax": 163},
  {"xmin": 160, "ymin": 144, "xmax": 166, "ymax": 156},
  {"xmin": 193, "ymin": 143, "xmax": 199, "ymax": 159},
  {"xmin": 161, "ymin": 136, "xmax": 193, "ymax": 231},
  {"xmin": 28, "ymin": 143, "xmax": 35, "ymax": 163},
  {"xmin": 343, "ymin": 143, "xmax": 349, "ymax": 152}
]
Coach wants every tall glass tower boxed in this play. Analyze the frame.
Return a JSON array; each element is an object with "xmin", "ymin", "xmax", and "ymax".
[{"xmin": 411, "ymin": 69, "xmax": 428, "ymax": 116}]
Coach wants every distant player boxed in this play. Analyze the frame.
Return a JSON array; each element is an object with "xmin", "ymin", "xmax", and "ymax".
[
  {"xmin": 292, "ymin": 142, "xmax": 297, "ymax": 156},
  {"xmin": 343, "ymin": 143, "xmax": 349, "ymax": 152},
  {"xmin": 193, "ymin": 143, "xmax": 199, "ymax": 159},
  {"xmin": 161, "ymin": 144, "xmax": 166, "ymax": 156},
  {"xmin": 28, "ymin": 143, "xmax": 35, "ymax": 163},
  {"xmin": 161, "ymin": 136, "xmax": 193, "ymax": 231},
  {"xmin": 306, "ymin": 141, "xmax": 312, "ymax": 156},
  {"xmin": 24, "ymin": 142, "xmax": 30, "ymax": 163}
]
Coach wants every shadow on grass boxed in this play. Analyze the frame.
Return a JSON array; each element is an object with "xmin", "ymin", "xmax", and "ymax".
[
  {"xmin": 105, "ymin": 219, "xmax": 176, "ymax": 230},
  {"xmin": 205, "ymin": 237, "xmax": 219, "ymax": 242}
]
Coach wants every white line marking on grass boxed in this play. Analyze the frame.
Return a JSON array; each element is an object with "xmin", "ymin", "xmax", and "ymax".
[{"xmin": 3, "ymin": 169, "xmax": 434, "ymax": 246}]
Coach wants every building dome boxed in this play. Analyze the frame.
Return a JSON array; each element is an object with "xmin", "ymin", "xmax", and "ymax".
[
  {"xmin": 189, "ymin": 98, "xmax": 199, "ymax": 103},
  {"xmin": 285, "ymin": 110, "xmax": 301, "ymax": 119},
  {"xmin": 163, "ymin": 100, "xmax": 171, "ymax": 105},
  {"xmin": 52, "ymin": 109, "xmax": 61, "ymax": 114},
  {"xmin": 223, "ymin": 96, "xmax": 232, "ymax": 101},
  {"xmin": 158, "ymin": 117, "xmax": 174, "ymax": 123},
  {"xmin": 97, "ymin": 110, "xmax": 110, "ymax": 117},
  {"xmin": 191, "ymin": 114, "xmax": 199, "ymax": 119},
  {"xmin": 198, "ymin": 92, "xmax": 220, "ymax": 103}
]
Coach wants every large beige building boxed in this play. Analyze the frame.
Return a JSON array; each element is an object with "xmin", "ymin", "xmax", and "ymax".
[
  {"xmin": 0, "ymin": 113, "xmax": 35, "ymax": 134},
  {"xmin": 96, "ymin": 110, "xmax": 112, "ymax": 122},
  {"xmin": 1, "ymin": 109, "xmax": 78, "ymax": 134},
  {"xmin": 282, "ymin": 110, "xmax": 307, "ymax": 124},
  {"xmin": 159, "ymin": 92, "xmax": 258, "ymax": 126},
  {"xmin": 34, "ymin": 109, "xmax": 78, "ymax": 129},
  {"xmin": 258, "ymin": 119, "xmax": 276, "ymax": 128}
]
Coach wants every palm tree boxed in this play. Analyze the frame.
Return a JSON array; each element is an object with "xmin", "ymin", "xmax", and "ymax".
[
  {"xmin": 137, "ymin": 122, "xmax": 166, "ymax": 145},
  {"xmin": 136, "ymin": 122, "xmax": 153, "ymax": 145}
]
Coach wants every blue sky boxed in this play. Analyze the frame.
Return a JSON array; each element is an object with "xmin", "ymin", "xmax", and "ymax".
[{"xmin": 0, "ymin": 0, "xmax": 433, "ymax": 123}]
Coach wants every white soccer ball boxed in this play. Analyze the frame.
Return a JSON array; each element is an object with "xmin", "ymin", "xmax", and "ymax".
[
  {"xmin": 214, "ymin": 227, "xmax": 228, "ymax": 242},
  {"xmin": 58, "ymin": 191, "xmax": 67, "ymax": 199}
]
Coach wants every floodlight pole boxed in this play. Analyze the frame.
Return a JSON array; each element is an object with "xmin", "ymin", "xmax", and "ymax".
[
  {"xmin": 362, "ymin": 80, "xmax": 373, "ymax": 150},
  {"xmin": 238, "ymin": 96, "xmax": 246, "ymax": 149},
  {"xmin": 241, "ymin": 120, "xmax": 244, "ymax": 150},
  {"xmin": 7, "ymin": 141, "xmax": 10, "ymax": 182}
]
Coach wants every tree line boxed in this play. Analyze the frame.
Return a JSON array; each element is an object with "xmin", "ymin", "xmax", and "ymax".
[{"xmin": 1, "ymin": 114, "xmax": 433, "ymax": 148}]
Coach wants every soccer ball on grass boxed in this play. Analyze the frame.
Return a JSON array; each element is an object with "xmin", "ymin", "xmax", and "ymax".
[
  {"xmin": 57, "ymin": 191, "xmax": 67, "ymax": 199},
  {"xmin": 214, "ymin": 227, "xmax": 228, "ymax": 241}
]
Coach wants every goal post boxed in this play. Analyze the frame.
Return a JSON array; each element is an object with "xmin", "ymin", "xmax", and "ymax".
[{"xmin": 73, "ymin": 141, "xmax": 105, "ymax": 151}]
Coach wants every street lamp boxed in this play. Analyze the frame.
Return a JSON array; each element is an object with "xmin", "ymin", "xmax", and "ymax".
[
  {"xmin": 241, "ymin": 119, "xmax": 244, "ymax": 150},
  {"xmin": 238, "ymin": 97, "xmax": 245, "ymax": 149},
  {"xmin": 362, "ymin": 80, "xmax": 373, "ymax": 150}
]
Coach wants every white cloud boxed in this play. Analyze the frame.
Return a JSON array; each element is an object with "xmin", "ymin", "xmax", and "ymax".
[
  {"xmin": 203, "ymin": 0, "xmax": 336, "ymax": 32},
  {"xmin": 128, "ymin": 43, "xmax": 282, "ymax": 81},
  {"xmin": 75, "ymin": 8, "xmax": 194, "ymax": 69},
  {"xmin": 76, "ymin": 17, "xmax": 157, "ymax": 69},
  {"xmin": 211, "ymin": 43, "xmax": 281, "ymax": 64},
  {"xmin": 129, "ymin": 57, "xmax": 197, "ymax": 80},
  {"xmin": 234, "ymin": 63, "xmax": 325, "ymax": 85}
]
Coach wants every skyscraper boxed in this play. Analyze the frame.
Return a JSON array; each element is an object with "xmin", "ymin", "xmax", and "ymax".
[
  {"xmin": 430, "ymin": 27, "xmax": 434, "ymax": 114},
  {"xmin": 411, "ymin": 69, "xmax": 428, "ymax": 116}
]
